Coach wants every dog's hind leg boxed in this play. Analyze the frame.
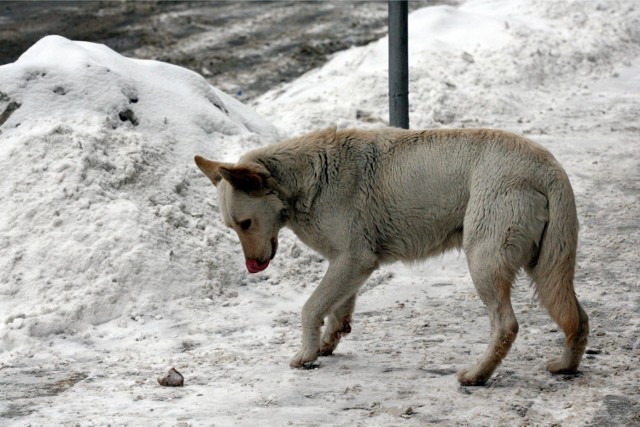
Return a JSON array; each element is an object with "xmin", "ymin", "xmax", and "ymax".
[
  {"xmin": 525, "ymin": 186, "xmax": 588, "ymax": 375},
  {"xmin": 290, "ymin": 253, "xmax": 377, "ymax": 368},
  {"xmin": 457, "ymin": 254, "xmax": 519, "ymax": 386},
  {"xmin": 319, "ymin": 294, "xmax": 356, "ymax": 356},
  {"xmin": 529, "ymin": 267, "xmax": 589, "ymax": 374},
  {"xmin": 457, "ymin": 189, "xmax": 547, "ymax": 385},
  {"xmin": 544, "ymin": 298, "xmax": 589, "ymax": 374}
]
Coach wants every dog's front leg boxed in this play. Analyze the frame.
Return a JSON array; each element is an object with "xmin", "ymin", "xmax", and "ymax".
[{"xmin": 290, "ymin": 254, "xmax": 377, "ymax": 368}]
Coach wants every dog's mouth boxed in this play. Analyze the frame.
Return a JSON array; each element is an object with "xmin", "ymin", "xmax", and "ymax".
[{"xmin": 245, "ymin": 238, "xmax": 277, "ymax": 274}]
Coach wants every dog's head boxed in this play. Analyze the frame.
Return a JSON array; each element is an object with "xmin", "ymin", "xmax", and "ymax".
[{"xmin": 194, "ymin": 155, "xmax": 286, "ymax": 273}]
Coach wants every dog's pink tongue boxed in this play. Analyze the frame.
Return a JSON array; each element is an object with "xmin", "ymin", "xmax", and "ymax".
[{"xmin": 246, "ymin": 259, "xmax": 270, "ymax": 273}]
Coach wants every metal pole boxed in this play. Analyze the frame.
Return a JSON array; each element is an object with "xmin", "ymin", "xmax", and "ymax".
[{"xmin": 388, "ymin": 0, "xmax": 409, "ymax": 129}]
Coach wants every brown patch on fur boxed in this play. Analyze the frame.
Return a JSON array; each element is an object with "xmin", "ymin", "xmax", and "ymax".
[{"xmin": 319, "ymin": 315, "xmax": 352, "ymax": 356}]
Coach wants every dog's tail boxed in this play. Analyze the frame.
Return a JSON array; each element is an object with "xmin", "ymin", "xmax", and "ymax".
[{"xmin": 530, "ymin": 169, "xmax": 588, "ymax": 351}]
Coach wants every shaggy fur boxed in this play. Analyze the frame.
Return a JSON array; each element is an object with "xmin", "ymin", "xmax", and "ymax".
[{"xmin": 195, "ymin": 127, "xmax": 589, "ymax": 385}]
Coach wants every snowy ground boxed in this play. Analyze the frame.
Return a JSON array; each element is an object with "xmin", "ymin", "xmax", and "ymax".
[{"xmin": 1, "ymin": 0, "xmax": 639, "ymax": 425}]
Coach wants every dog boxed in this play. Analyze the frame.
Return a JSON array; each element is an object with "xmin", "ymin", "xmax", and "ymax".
[{"xmin": 195, "ymin": 127, "xmax": 589, "ymax": 385}]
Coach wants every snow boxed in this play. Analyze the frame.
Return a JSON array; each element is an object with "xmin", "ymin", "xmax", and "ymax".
[
  {"xmin": 0, "ymin": 36, "xmax": 280, "ymax": 350},
  {"xmin": 1, "ymin": 0, "xmax": 639, "ymax": 425}
]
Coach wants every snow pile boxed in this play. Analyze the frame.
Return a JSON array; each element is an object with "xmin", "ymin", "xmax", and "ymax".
[
  {"xmin": 255, "ymin": 0, "xmax": 640, "ymax": 134},
  {"xmin": 0, "ymin": 35, "xmax": 280, "ymax": 350}
]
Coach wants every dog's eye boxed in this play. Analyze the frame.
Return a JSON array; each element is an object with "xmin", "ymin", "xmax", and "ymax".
[{"xmin": 239, "ymin": 219, "xmax": 252, "ymax": 230}]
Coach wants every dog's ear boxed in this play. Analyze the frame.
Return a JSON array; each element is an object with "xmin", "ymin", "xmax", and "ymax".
[
  {"xmin": 194, "ymin": 155, "xmax": 230, "ymax": 187},
  {"xmin": 218, "ymin": 162, "xmax": 271, "ymax": 196}
]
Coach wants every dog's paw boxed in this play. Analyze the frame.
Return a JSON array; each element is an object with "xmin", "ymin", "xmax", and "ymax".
[
  {"xmin": 456, "ymin": 366, "xmax": 489, "ymax": 386},
  {"xmin": 290, "ymin": 348, "xmax": 319, "ymax": 369},
  {"xmin": 318, "ymin": 340, "xmax": 337, "ymax": 357},
  {"xmin": 546, "ymin": 358, "xmax": 578, "ymax": 375},
  {"xmin": 319, "ymin": 318, "xmax": 351, "ymax": 356}
]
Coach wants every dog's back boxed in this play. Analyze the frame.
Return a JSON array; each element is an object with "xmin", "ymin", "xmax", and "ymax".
[{"xmin": 249, "ymin": 128, "xmax": 569, "ymax": 263}]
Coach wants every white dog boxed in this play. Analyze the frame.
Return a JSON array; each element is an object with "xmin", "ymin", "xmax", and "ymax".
[{"xmin": 195, "ymin": 127, "xmax": 589, "ymax": 385}]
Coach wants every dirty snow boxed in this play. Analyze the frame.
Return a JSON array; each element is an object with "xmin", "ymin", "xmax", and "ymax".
[{"xmin": 1, "ymin": 0, "xmax": 639, "ymax": 425}]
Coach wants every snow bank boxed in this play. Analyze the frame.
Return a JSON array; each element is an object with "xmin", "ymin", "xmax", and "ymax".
[
  {"xmin": 255, "ymin": 0, "xmax": 640, "ymax": 134},
  {"xmin": 0, "ymin": 35, "xmax": 280, "ymax": 350}
]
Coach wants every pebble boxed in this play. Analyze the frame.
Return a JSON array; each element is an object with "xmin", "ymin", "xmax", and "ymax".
[{"xmin": 158, "ymin": 367, "xmax": 184, "ymax": 387}]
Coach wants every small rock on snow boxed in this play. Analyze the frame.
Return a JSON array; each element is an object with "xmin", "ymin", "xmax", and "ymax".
[{"xmin": 157, "ymin": 367, "xmax": 184, "ymax": 387}]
